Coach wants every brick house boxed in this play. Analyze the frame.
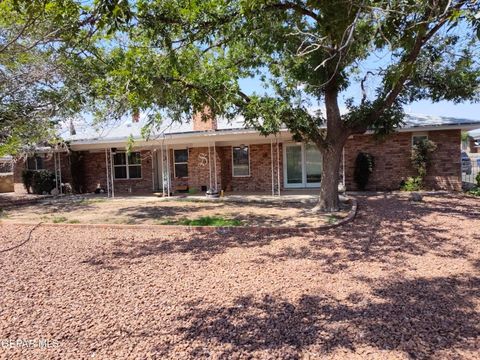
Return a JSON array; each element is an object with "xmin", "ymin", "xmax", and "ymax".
[{"xmin": 12, "ymin": 113, "xmax": 480, "ymax": 195}]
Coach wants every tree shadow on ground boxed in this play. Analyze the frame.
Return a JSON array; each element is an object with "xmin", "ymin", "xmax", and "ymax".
[
  {"xmin": 257, "ymin": 194, "xmax": 478, "ymax": 272},
  {"xmin": 81, "ymin": 229, "xmax": 292, "ymax": 268},
  {"xmin": 114, "ymin": 200, "xmax": 323, "ymax": 227},
  {"xmin": 170, "ymin": 275, "xmax": 479, "ymax": 359}
]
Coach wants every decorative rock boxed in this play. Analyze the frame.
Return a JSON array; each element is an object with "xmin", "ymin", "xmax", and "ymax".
[{"xmin": 409, "ymin": 192, "xmax": 423, "ymax": 202}]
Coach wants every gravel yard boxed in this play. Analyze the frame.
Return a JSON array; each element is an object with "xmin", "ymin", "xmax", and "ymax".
[
  {"xmin": 0, "ymin": 193, "xmax": 479, "ymax": 359},
  {"xmin": 1, "ymin": 195, "xmax": 350, "ymax": 227}
]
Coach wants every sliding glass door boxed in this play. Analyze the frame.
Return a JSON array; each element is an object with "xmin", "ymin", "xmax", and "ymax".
[{"xmin": 284, "ymin": 143, "xmax": 322, "ymax": 188}]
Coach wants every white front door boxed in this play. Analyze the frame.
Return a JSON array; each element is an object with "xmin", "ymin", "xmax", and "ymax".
[{"xmin": 284, "ymin": 143, "xmax": 322, "ymax": 188}]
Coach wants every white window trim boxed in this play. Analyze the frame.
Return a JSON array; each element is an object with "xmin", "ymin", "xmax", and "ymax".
[
  {"xmin": 232, "ymin": 145, "xmax": 251, "ymax": 177},
  {"xmin": 26, "ymin": 156, "xmax": 44, "ymax": 171},
  {"xmin": 411, "ymin": 132, "xmax": 429, "ymax": 147},
  {"xmin": 283, "ymin": 142, "xmax": 322, "ymax": 189},
  {"xmin": 173, "ymin": 149, "xmax": 189, "ymax": 178},
  {"xmin": 113, "ymin": 151, "xmax": 142, "ymax": 180}
]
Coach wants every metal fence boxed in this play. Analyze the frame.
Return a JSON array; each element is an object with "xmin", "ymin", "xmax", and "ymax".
[{"xmin": 462, "ymin": 153, "xmax": 480, "ymax": 187}]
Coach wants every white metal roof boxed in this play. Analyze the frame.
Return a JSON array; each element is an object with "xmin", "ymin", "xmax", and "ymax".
[{"xmin": 59, "ymin": 112, "xmax": 480, "ymax": 146}]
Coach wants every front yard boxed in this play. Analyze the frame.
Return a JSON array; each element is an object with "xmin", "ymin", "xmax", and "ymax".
[
  {"xmin": 0, "ymin": 193, "xmax": 479, "ymax": 359},
  {"xmin": 0, "ymin": 195, "xmax": 350, "ymax": 227}
]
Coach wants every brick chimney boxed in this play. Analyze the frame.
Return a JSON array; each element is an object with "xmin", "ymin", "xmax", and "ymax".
[{"xmin": 193, "ymin": 106, "xmax": 217, "ymax": 131}]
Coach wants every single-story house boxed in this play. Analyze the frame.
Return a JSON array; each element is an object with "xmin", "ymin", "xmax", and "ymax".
[{"xmin": 11, "ymin": 113, "xmax": 480, "ymax": 195}]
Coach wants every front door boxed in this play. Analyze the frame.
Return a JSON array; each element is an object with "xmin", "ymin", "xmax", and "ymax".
[{"xmin": 284, "ymin": 143, "xmax": 322, "ymax": 188}]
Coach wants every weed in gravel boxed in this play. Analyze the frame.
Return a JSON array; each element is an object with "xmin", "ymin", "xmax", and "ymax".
[
  {"xmin": 160, "ymin": 216, "xmax": 243, "ymax": 227},
  {"xmin": 467, "ymin": 187, "xmax": 480, "ymax": 196},
  {"xmin": 52, "ymin": 216, "xmax": 68, "ymax": 223},
  {"xmin": 326, "ymin": 214, "xmax": 338, "ymax": 224}
]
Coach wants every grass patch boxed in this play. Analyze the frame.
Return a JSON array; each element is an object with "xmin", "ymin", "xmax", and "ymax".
[
  {"xmin": 52, "ymin": 216, "xmax": 68, "ymax": 223},
  {"xmin": 467, "ymin": 187, "xmax": 480, "ymax": 196},
  {"xmin": 160, "ymin": 216, "xmax": 243, "ymax": 227},
  {"xmin": 78, "ymin": 198, "xmax": 107, "ymax": 205},
  {"xmin": 68, "ymin": 219, "xmax": 80, "ymax": 224},
  {"xmin": 326, "ymin": 214, "xmax": 339, "ymax": 225}
]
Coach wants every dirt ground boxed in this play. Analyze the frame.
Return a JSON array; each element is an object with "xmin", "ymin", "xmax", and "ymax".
[
  {"xmin": 0, "ymin": 193, "xmax": 479, "ymax": 359},
  {"xmin": 0, "ymin": 195, "xmax": 350, "ymax": 227}
]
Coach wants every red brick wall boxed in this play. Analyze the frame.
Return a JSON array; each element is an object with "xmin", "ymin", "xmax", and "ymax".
[
  {"xmin": 186, "ymin": 147, "xmax": 222, "ymax": 191},
  {"xmin": 344, "ymin": 130, "xmax": 461, "ymax": 191},
  {"xmin": 13, "ymin": 130, "xmax": 462, "ymax": 195},
  {"xmin": 220, "ymin": 143, "xmax": 284, "ymax": 192},
  {"xmin": 81, "ymin": 150, "xmax": 153, "ymax": 194},
  {"xmin": 13, "ymin": 152, "xmax": 71, "ymax": 193}
]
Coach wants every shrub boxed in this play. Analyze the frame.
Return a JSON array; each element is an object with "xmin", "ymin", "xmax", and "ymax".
[
  {"xmin": 467, "ymin": 187, "xmax": 480, "ymax": 196},
  {"xmin": 476, "ymin": 173, "xmax": 480, "ymax": 187},
  {"xmin": 411, "ymin": 139, "xmax": 437, "ymax": 179},
  {"xmin": 31, "ymin": 170, "xmax": 56, "ymax": 194},
  {"xmin": 401, "ymin": 176, "xmax": 423, "ymax": 191},
  {"xmin": 353, "ymin": 152, "xmax": 375, "ymax": 190},
  {"xmin": 21, "ymin": 170, "xmax": 35, "ymax": 194},
  {"xmin": 403, "ymin": 138, "xmax": 437, "ymax": 191}
]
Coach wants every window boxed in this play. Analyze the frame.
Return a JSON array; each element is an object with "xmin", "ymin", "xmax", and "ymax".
[
  {"xmin": 113, "ymin": 151, "xmax": 142, "ymax": 179},
  {"xmin": 412, "ymin": 134, "xmax": 428, "ymax": 147},
  {"xmin": 26, "ymin": 156, "xmax": 44, "ymax": 171},
  {"xmin": 174, "ymin": 149, "xmax": 188, "ymax": 178},
  {"xmin": 0, "ymin": 162, "xmax": 12, "ymax": 174},
  {"xmin": 232, "ymin": 146, "xmax": 250, "ymax": 177}
]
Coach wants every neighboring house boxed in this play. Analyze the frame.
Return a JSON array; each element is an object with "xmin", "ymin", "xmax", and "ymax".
[
  {"xmin": 12, "ymin": 113, "xmax": 480, "ymax": 195},
  {"xmin": 0, "ymin": 156, "xmax": 14, "ymax": 193}
]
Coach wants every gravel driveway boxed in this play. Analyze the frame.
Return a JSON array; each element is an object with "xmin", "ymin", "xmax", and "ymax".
[{"xmin": 0, "ymin": 193, "xmax": 479, "ymax": 359}]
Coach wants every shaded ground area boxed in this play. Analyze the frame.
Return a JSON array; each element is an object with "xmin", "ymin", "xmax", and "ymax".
[
  {"xmin": 0, "ymin": 193, "xmax": 479, "ymax": 359},
  {"xmin": 0, "ymin": 192, "xmax": 50, "ymax": 207},
  {"xmin": 1, "ymin": 195, "xmax": 349, "ymax": 227}
]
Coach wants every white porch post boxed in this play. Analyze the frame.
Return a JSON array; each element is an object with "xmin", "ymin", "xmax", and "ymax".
[
  {"xmin": 58, "ymin": 150, "xmax": 62, "ymax": 195},
  {"xmin": 166, "ymin": 143, "xmax": 171, "ymax": 197},
  {"xmin": 270, "ymin": 139, "xmax": 274, "ymax": 196},
  {"xmin": 276, "ymin": 137, "xmax": 281, "ymax": 196},
  {"xmin": 105, "ymin": 148, "xmax": 110, "ymax": 197},
  {"xmin": 110, "ymin": 148, "xmax": 115, "ymax": 198},
  {"xmin": 213, "ymin": 142, "xmax": 218, "ymax": 191},
  {"xmin": 207, "ymin": 142, "xmax": 212, "ymax": 190}
]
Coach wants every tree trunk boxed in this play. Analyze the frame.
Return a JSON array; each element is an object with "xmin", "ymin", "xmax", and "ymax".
[
  {"xmin": 315, "ymin": 142, "xmax": 345, "ymax": 212},
  {"xmin": 313, "ymin": 85, "xmax": 348, "ymax": 212}
]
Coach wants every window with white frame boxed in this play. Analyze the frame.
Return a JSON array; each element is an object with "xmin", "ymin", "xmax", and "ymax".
[
  {"xmin": 26, "ymin": 156, "xmax": 44, "ymax": 171},
  {"xmin": 0, "ymin": 161, "xmax": 13, "ymax": 174},
  {"xmin": 412, "ymin": 133, "xmax": 428, "ymax": 147},
  {"xmin": 174, "ymin": 149, "xmax": 188, "ymax": 178},
  {"xmin": 113, "ymin": 151, "xmax": 142, "ymax": 179},
  {"xmin": 232, "ymin": 146, "xmax": 250, "ymax": 177}
]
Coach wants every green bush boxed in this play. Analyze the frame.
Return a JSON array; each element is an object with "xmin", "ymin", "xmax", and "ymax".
[
  {"xmin": 354, "ymin": 152, "xmax": 375, "ymax": 190},
  {"xmin": 411, "ymin": 139, "xmax": 437, "ymax": 179},
  {"xmin": 21, "ymin": 170, "xmax": 35, "ymax": 194},
  {"xmin": 31, "ymin": 170, "xmax": 56, "ymax": 194},
  {"xmin": 401, "ymin": 176, "xmax": 423, "ymax": 191},
  {"xmin": 467, "ymin": 187, "xmax": 480, "ymax": 196},
  {"xmin": 476, "ymin": 173, "xmax": 480, "ymax": 187},
  {"xmin": 403, "ymin": 138, "xmax": 437, "ymax": 191}
]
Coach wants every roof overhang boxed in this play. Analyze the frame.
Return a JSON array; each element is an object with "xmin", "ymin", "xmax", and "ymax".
[
  {"xmin": 65, "ymin": 122, "xmax": 480, "ymax": 151},
  {"xmin": 69, "ymin": 128, "xmax": 293, "ymax": 151}
]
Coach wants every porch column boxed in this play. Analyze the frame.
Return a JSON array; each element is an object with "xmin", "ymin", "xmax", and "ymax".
[{"xmin": 276, "ymin": 137, "xmax": 281, "ymax": 196}]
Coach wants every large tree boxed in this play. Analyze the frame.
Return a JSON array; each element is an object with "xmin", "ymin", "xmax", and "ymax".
[
  {"xmin": 0, "ymin": 0, "xmax": 131, "ymax": 156},
  {"xmin": 5, "ymin": 1, "xmax": 479, "ymax": 210},
  {"xmin": 85, "ymin": 0, "xmax": 480, "ymax": 211}
]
